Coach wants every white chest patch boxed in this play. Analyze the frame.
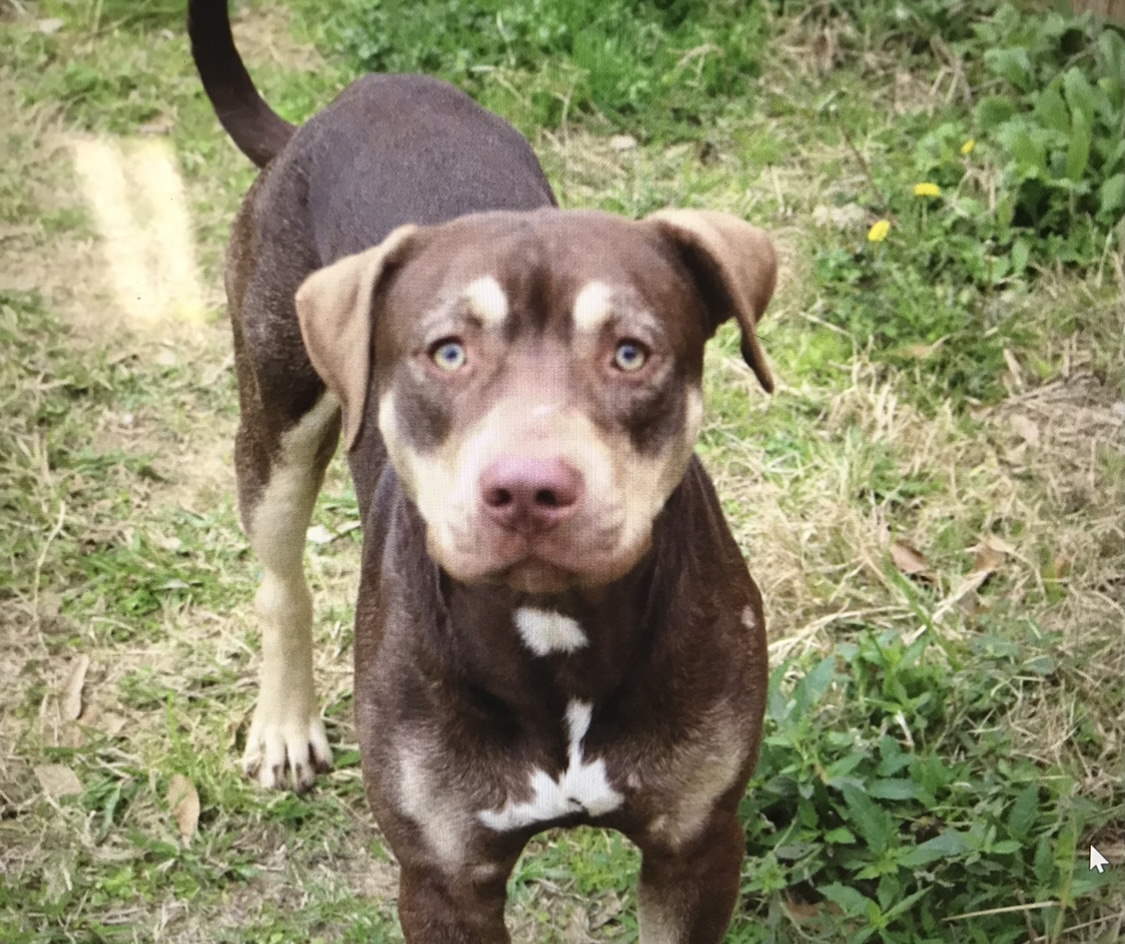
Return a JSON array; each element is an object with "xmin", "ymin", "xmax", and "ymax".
[
  {"xmin": 477, "ymin": 700, "xmax": 623, "ymax": 831},
  {"xmin": 513, "ymin": 607, "xmax": 588, "ymax": 656}
]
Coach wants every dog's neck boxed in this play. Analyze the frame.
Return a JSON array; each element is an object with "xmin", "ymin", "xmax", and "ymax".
[{"xmin": 411, "ymin": 458, "xmax": 719, "ymax": 710}]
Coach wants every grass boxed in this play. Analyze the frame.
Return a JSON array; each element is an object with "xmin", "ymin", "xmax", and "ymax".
[{"xmin": 0, "ymin": 0, "xmax": 1123, "ymax": 941}]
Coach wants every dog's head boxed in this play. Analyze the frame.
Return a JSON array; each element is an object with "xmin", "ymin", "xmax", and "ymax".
[{"xmin": 296, "ymin": 209, "xmax": 776, "ymax": 594}]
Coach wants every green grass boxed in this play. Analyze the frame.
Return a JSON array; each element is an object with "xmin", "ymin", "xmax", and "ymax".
[{"xmin": 1, "ymin": 0, "xmax": 1123, "ymax": 941}]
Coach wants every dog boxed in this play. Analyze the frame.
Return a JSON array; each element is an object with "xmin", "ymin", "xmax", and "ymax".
[{"xmin": 189, "ymin": 1, "xmax": 777, "ymax": 940}]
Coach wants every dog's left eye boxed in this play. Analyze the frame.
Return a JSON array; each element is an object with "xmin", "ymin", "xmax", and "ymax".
[
  {"xmin": 430, "ymin": 339, "xmax": 467, "ymax": 370},
  {"xmin": 613, "ymin": 340, "xmax": 647, "ymax": 372}
]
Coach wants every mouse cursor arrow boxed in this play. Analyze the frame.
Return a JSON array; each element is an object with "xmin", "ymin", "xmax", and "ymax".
[{"xmin": 1090, "ymin": 846, "xmax": 1109, "ymax": 873}]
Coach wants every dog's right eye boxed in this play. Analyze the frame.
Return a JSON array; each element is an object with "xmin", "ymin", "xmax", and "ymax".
[{"xmin": 430, "ymin": 339, "xmax": 467, "ymax": 371}]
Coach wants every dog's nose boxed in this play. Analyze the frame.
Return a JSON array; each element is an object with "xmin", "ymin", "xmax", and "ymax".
[{"xmin": 480, "ymin": 457, "xmax": 583, "ymax": 535}]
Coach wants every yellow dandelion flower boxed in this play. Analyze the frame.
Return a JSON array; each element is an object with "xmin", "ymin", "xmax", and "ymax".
[
  {"xmin": 913, "ymin": 182, "xmax": 941, "ymax": 197},
  {"xmin": 867, "ymin": 219, "xmax": 890, "ymax": 243},
  {"xmin": 960, "ymin": 138, "xmax": 975, "ymax": 156}
]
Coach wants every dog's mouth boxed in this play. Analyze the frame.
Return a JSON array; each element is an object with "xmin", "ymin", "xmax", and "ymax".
[
  {"xmin": 429, "ymin": 508, "xmax": 648, "ymax": 593},
  {"xmin": 496, "ymin": 557, "xmax": 575, "ymax": 594},
  {"xmin": 437, "ymin": 530, "xmax": 648, "ymax": 594}
]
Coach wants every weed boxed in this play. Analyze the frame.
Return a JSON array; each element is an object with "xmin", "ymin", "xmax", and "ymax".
[
  {"xmin": 810, "ymin": 4, "xmax": 1125, "ymax": 406},
  {"xmin": 1, "ymin": 0, "xmax": 1122, "ymax": 941},
  {"xmin": 305, "ymin": 0, "xmax": 768, "ymax": 137},
  {"xmin": 737, "ymin": 629, "xmax": 1114, "ymax": 941}
]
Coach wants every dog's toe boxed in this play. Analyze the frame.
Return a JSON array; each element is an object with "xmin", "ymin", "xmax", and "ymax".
[
  {"xmin": 308, "ymin": 719, "xmax": 333, "ymax": 773},
  {"xmin": 242, "ymin": 712, "xmax": 333, "ymax": 791}
]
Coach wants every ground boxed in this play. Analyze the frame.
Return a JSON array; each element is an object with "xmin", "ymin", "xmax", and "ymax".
[{"xmin": 1, "ymin": 1, "xmax": 1123, "ymax": 942}]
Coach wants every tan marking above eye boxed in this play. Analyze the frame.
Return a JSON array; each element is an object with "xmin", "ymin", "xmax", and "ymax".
[
  {"xmin": 572, "ymin": 280, "xmax": 615, "ymax": 333},
  {"xmin": 462, "ymin": 275, "xmax": 509, "ymax": 327}
]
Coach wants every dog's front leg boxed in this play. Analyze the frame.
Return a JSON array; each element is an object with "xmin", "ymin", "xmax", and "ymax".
[
  {"xmin": 397, "ymin": 860, "xmax": 515, "ymax": 944},
  {"xmin": 636, "ymin": 810, "xmax": 745, "ymax": 944}
]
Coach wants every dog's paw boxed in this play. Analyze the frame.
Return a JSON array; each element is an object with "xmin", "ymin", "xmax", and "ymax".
[{"xmin": 242, "ymin": 709, "xmax": 333, "ymax": 792}]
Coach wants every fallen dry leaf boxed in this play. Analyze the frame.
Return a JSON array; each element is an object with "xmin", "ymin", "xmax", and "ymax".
[
  {"xmin": 971, "ymin": 544, "xmax": 1005, "ymax": 575},
  {"xmin": 784, "ymin": 896, "xmax": 824, "ymax": 921},
  {"xmin": 1003, "ymin": 347, "xmax": 1024, "ymax": 387},
  {"xmin": 891, "ymin": 540, "xmax": 931, "ymax": 578},
  {"xmin": 61, "ymin": 654, "xmax": 90, "ymax": 722},
  {"xmin": 1048, "ymin": 555, "xmax": 1071, "ymax": 579},
  {"xmin": 936, "ymin": 555, "xmax": 1002, "ymax": 620},
  {"xmin": 982, "ymin": 534, "xmax": 1018, "ymax": 556},
  {"xmin": 97, "ymin": 711, "xmax": 129, "ymax": 738},
  {"xmin": 1010, "ymin": 413, "xmax": 1040, "ymax": 446},
  {"xmin": 811, "ymin": 202, "xmax": 867, "ymax": 230},
  {"xmin": 936, "ymin": 570, "xmax": 992, "ymax": 618},
  {"xmin": 167, "ymin": 774, "xmax": 200, "ymax": 843},
  {"xmin": 35, "ymin": 764, "xmax": 82, "ymax": 798},
  {"xmin": 306, "ymin": 524, "xmax": 334, "ymax": 545}
]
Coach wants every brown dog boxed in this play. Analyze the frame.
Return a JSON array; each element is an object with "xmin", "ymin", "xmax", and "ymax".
[{"xmin": 189, "ymin": 1, "xmax": 776, "ymax": 940}]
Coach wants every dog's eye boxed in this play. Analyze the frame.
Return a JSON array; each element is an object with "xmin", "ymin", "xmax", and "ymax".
[
  {"xmin": 431, "ymin": 339, "xmax": 467, "ymax": 371},
  {"xmin": 612, "ymin": 340, "xmax": 647, "ymax": 372}
]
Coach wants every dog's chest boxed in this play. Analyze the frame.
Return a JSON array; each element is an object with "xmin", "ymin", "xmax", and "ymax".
[
  {"xmin": 379, "ymin": 597, "xmax": 753, "ymax": 864},
  {"xmin": 474, "ymin": 696, "xmax": 624, "ymax": 830}
]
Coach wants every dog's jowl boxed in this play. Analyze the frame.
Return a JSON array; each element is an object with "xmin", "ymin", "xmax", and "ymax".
[{"xmin": 190, "ymin": 1, "xmax": 777, "ymax": 940}]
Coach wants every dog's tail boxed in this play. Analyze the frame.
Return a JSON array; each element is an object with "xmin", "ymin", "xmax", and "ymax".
[{"xmin": 187, "ymin": 0, "xmax": 295, "ymax": 167}]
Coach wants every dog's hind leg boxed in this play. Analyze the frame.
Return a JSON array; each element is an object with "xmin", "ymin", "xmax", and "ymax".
[{"xmin": 236, "ymin": 378, "xmax": 340, "ymax": 791}]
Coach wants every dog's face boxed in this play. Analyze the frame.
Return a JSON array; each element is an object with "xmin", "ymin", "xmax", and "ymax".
[{"xmin": 297, "ymin": 209, "xmax": 776, "ymax": 593}]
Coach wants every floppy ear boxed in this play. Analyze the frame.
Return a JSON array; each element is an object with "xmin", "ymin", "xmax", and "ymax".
[
  {"xmin": 644, "ymin": 209, "xmax": 777, "ymax": 393},
  {"xmin": 295, "ymin": 225, "xmax": 418, "ymax": 451}
]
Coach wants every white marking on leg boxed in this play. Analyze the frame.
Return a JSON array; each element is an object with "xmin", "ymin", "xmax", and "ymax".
[
  {"xmin": 463, "ymin": 275, "xmax": 509, "ymax": 327},
  {"xmin": 513, "ymin": 607, "xmax": 588, "ymax": 656},
  {"xmin": 571, "ymin": 280, "xmax": 615, "ymax": 333},
  {"xmin": 645, "ymin": 721, "xmax": 745, "ymax": 851},
  {"xmin": 477, "ymin": 699, "xmax": 623, "ymax": 830},
  {"xmin": 638, "ymin": 885, "xmax": 685, "ymax": 944},
  {"xmin": 243, "ymin": 394, "xmax": 339, "ymax": 790},
  {"xmin": 398, "ymin": 742, "xmax": 470, "ymax": 868}
]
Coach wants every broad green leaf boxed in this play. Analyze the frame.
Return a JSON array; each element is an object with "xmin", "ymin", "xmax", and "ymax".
[
  {"xmin": 976, "ymin": 95, "xmax": 1016, "ymax": 129},
  {"xmin": 995, "ymin": 192, "xmax": 1015, "ymax": 232},
  {"xmin": 1010, "ymin": 238, "xmax": 1031, "ymax": 275},
  {"xmin": 985, "ymin": 47, "xmax": 1033, "ymax": 91},
  {"xmin": 898, "ymin": 829, "xmax": 970, "ymax": 868},
  {"xmin": 795, "ymin": 655, "xmax": 836, "ymax": 712},
  {"xmin": 1065, "ymin": 112, "xmax": 1091, "ymax": 182},
  {"xmin": 1063, "ymin": 67, "xmax": 1099, "ymax": 127},
  {"xmin": 1008, "ymin": 783, "xmax": 1039, "ymax": 841},
  {"xmin": 884, "ymin": 886, "xmax": 932, "ymax": 920},
  {"xmin": 840, "ymin": 783, "xmax": 892, "ymax": 854},
  {"xmin": 825, "ymin": 827, "xmax": 857, "ymax": 844},
  {"xmin": 1098, "ymin": 28, "xmax": 1125, "ymax": 85},
  {"xmin": 1099, "ymin": 173, "xmax": 1125, "ymax": 218},
  {"xmin": 766, "ymin": 663, "xmax": 791, "ymax": 722},
  {"xmin": 819, "ymin": 882, "xmax": 873, "ymax": 917},
  {"xmin": 868, "ymin": 779, "xmax": 919, "ymax": 801},
  {"xmin": 1033, "ymin": 834, "xmax": 1054, "ymax": 885},
  {"xmin": 1035, "ymin": 83, "xmax": 1069, "ymax": 134},
  {"xmin": 825, "ymin": 752, "xmax": 866, "ymax": 780},
  {"xmin": 998, "ymin": 121, "xmax": 1046, "ymax": 178}
]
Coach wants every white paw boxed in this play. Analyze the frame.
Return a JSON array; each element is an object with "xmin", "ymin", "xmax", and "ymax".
[{"xmin": 242, "ymin": 707, "xmax": 332, "ymax": 792}]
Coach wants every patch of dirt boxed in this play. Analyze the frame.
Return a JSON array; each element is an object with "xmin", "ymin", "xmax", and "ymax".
[{"xmin": 232, "ymin": 2, "xmax": 327, "ymax": 74}]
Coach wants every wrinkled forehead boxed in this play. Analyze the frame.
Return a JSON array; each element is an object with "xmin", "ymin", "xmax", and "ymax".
[{"xmin": 379, "ymin": 211, "xmax": 706, "ymax": 346}]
